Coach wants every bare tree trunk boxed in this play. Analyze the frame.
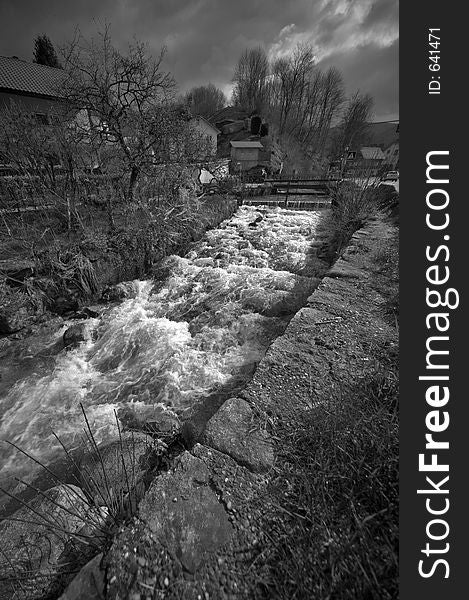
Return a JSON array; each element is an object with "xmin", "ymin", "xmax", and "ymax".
[{"xmin": 127, "ymin": 166, "xmax": 140, "ymax": 201}]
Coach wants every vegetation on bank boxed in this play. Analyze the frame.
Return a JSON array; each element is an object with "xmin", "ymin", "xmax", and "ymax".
[
  {"xmin": 263, "ymin": 350, "xmax": 398, "ymax": 599},
  {"xmin": 0, "ymin": 194, "xmax": 236, "ymax": 333},
  {"xmin": 0, "ymin": 28, "xmax": 233, "ymax": 332}
]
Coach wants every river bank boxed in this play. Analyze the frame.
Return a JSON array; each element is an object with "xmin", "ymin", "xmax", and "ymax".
[
  {"xmin": 100, "ymin": 214, "xmax": 398, "ymax": 600},
  {"xmin": 0, "ymin": 195, "xmax": 237, "ymax": 335},
  {"xmin": 0, "ymin": 202, "xmax": 398, "ymax": 599}
]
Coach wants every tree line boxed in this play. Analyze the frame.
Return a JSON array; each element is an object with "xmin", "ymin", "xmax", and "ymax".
[
  {"xmin": 30, "ymin": 35, "xmax": 374, "ymax": 167},
  {"xmin": 231, "ymin": 44, "xmax": 374, "ymax": 162}
]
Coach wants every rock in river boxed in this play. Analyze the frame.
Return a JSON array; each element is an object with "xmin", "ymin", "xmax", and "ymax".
[{"xmin": 63, "ymin": 322, "xmax": 91, "ymax": 348}]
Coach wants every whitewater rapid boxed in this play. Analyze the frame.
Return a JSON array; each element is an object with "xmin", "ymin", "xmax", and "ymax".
[{"xmin": 0, "ymin": 206, "xmax": 322, "ymax": 482}]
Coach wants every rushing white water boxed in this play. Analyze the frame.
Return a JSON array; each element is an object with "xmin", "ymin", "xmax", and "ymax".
[{"xmin": 0, "ymin": 206, "xmax": 322, "ymax": 482}]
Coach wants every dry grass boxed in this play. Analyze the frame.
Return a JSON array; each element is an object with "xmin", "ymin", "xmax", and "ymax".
[
  {"xmin": 261, "ymin": 356, "xmax": 398, "ymax": 600},
  {"xmin": 316, "ymin": 180, "xmax": 382, "ymax": 266}
]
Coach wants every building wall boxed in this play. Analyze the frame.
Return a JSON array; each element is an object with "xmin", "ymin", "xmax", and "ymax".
[
  {"xmin": 191, "ymin": 117, "xmax": 219, "ymax": 155},
  {"xmin": 230, "ymin": 147, "xmax": 260, "ymax": 171},
  {"xmin": 0, "ymin": 91, "xmax": 67, "ymax": 118}
]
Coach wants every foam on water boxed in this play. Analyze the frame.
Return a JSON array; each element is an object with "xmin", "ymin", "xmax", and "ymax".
[{"xmin": 0, "ymin": 206, "xmax": 322, "ymax": 481}]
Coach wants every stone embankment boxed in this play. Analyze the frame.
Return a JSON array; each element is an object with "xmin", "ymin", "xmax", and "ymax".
[{"xmin": 50, "ymin": 216, "xmax": 397, "ymax": 600}]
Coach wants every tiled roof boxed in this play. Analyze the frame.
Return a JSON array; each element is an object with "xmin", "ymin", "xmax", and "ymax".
[
  {"xmin": 360, "ymin": 146, "xmax": 385, "ymax": 160},
  {"xmin": 192, "ymin": 115, "xmax": 221, "ymax": 134},
  {"xmin": 0, "ymin": 55, "xmax": 66, "ymax": 98},
  {"xmin": 210, "ymin": 106, "xmax": 248, "ymax": 125},
  {"xmin": 230, "ymin": 141, "xmax": 263, "ymax": 149}
]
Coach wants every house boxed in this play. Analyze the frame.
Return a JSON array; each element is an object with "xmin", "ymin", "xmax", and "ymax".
[
  {"xmin": 359, "ymin": 146, "xmax": 386, "ymax": 161},
  {"xmin": 346, "ymin": 146, "xmax": 385, "ymax": 176},
  {"xmin": 383, "ymin": 141, "xmax": 399, "ymax": 170},
  {"xmin": 230, "ymin": 140, "xmax": 264, "ymax": 172},
  {"xmin": 0, "ymin": 55, "xmax": 68, "ymax": 120},
  {"xmin": 190, "ymin": 115, "xmax": 220, "ymax": 156}
]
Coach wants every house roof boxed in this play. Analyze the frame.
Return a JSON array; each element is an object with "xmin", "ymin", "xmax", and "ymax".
[
  {"xmin": 210, "ymin": 106, "xmax": 248, "ymax": 126},
  {"xmin": 360, "ymin": 146, "xmax": 385, "ymax": 160},
  {"xmin": 192, "ymin": 114, "xmax": 220, "ymax": 134},
  {"xmin": 0, "ymin": 55, "xmax": 67, "ymax": 99},
  {"xmin": 230, "ymin": 141, "xmax": 263, "ymax": 149}
]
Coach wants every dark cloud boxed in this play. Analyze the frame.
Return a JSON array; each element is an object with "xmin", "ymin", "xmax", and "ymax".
[
  {"xmin": 0, "ymin": 0, "xmax": 398, "ymax": 117},
  {"xmin": 318, "ymin": 38, "xmax": 399, "ymax": 121}
]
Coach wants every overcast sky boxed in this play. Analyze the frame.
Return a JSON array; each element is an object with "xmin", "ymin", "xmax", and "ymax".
[{"xmin": 0, "ymin": 0, "xmax": 398, "ymax": 121}]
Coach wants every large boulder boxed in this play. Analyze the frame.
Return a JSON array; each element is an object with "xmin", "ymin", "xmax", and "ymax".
[
  {"xmin": 0, "ymin": 485, "xmax": 96, "ymax": 600},
  {"xmin": 100, "ymin": 281, "xmax": 138, "ymax": 303},
  {"xmin": 63, "ymin": 322, "xmax": 91, "ymax": 348},
  {"xmin": 79, "ymin": 433, "xmax": 157, "ymax": 509},
  {"xmin": 117, "ymin": 403, "xmax": 180, "ymax": 439},
  {"xmin": 51, "ymin": 295, "xmax": 80, "ymax": 315}
]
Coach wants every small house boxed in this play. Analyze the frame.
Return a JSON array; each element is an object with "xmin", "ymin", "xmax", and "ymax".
[
  {"xmin": 230, "ymin": 140, "xmax": 264, "ymax": 172},
  {"xmin": 190, "ymin": 115, "xmax": 220, "ymax": 156},
  {"xmin": 0, "ymin": 55, "xmax": 68, "ymax": 120},
  {"xmin": 347, "ymin": 146, "xmax": 386, "ymax": 176}
]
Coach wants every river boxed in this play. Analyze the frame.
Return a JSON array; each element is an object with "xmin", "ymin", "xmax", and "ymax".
[{"xmin": 0, "ymin": 206, "xmax": 323, "ymax": 485}]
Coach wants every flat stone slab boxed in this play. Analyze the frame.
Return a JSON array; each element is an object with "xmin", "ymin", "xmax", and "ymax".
[
  {"xmin": 138, "ymin": 452, "xmax": 232, "ymax": 573},
  {"xmin": 202, "ymin": 397, "xmax": 274, "ymax": 473},
  {"xmin": 58, "ymin": 553, "xmax": 105, "ymax": 600},
  {"xmin": 326, "ymin": 260, "xmax": 363, "ymax": 279}
]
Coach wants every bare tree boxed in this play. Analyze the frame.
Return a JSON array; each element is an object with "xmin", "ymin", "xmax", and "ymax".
[
  {"xmin": 333, "ymin": 92, "xmax": 374, "ymax": 160},
  {"xmin": 312, "ymin": 67, "xmax": 344, "ymax": 156},
  {"xmin": 232, "ymin": 47, "xmax": 269, "ymax": 112},
  {"xmin": 185, "ymin": 83, "xmax": 226, "ymax": 118},
  {"xmin": 60, "ymin": 28, "xmax": 181, "ymax": 200},
  {"xmin": 0, "ymin": 28, "xmax": 214, "ymax": 238},
  {"xmin": 269, "ymin": 43, "xmax": 315, "ymax": 134},
  {"xmin": 263, "ymin": 45, "xmax": 343, "ymax": 160}
]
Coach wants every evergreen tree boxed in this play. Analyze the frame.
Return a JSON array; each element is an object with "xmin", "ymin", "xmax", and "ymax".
[{"xmin": 33, "ymin": 35, "xmax": 62, "ymax": 68}]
